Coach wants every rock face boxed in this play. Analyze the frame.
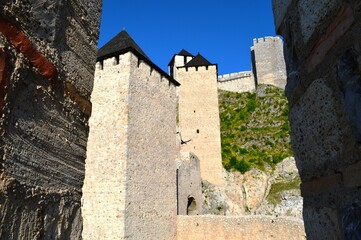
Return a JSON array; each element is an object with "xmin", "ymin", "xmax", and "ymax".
[
  {"xmin": 0, "ymin": 1, "xmax": 102, "ymax": 239},
  {"xmin": 202, "ymin": 157, "xmax": 303, "ymax": 219}
]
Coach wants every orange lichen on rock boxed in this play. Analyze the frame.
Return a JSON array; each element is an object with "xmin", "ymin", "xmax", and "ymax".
[{"xmin": 0, "ymin": 16, "xmax": 58, "ymax": 83}]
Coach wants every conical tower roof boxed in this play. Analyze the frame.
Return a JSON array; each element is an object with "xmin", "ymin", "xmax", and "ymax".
[
  {"xmin": 178, "ymin": 49, "xmax": 194, "ymax": 57},
  {"xmin": 184, "ymin": 53, "xmax": 213, "ymax": 67},
  {"xmin": 97, "ymin": 30, "xmax": 149, "ymax": 60}
]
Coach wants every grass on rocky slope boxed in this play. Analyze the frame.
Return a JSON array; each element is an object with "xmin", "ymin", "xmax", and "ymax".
[
  {"xmin": 266, "ymin": 177, "xmax": 301, "ymax": 205},
  {"xmin": 219, "ymin": 85, "xmax": 292, "ymax": 173}
]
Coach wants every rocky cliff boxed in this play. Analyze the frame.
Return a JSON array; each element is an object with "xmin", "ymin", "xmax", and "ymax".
[{"xmin": 201, "ymin": 86, "xmax": 302, "ymax": 219}]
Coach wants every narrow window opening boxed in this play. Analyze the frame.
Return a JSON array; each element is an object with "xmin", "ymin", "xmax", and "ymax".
[
  {"xmin": 187, "ymin": 197, "xmax": 197, "ymax": 215},
  {"xmin": 196, "ymin": 129, "xmax": 199, "ymax": 134},
  {"xmin": 195, "ymin": 66, "xmax": 198, "ymax": 71}
]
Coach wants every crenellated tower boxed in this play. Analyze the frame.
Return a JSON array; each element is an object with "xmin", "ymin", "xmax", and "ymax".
[
  {"xmin": 170, "ymin": 52, "xmax": 224, "ymax": 186},
  {"xmin": 251, "ymin": 36, "xmax": 287, "ymax": 88}
]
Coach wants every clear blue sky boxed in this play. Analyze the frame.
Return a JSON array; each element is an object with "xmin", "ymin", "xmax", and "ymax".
[{"xmin": 98, "ymin": 0, "xmax": 276, "ymax": 75}]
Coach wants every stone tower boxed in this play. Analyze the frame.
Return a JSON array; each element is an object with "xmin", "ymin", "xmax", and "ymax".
[
  {"xmin": 170, "ymin": 52, "xmax": 223, "ymax": 186},
  {"xmin": 82, "ymin": 30, "xmax": 180, "ymax": 239},
  {"xmin": 251, "ymin": 36, "xmax": 287, "ymax": 88}
]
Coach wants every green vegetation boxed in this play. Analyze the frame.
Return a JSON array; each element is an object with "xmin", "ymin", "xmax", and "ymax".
[
  {"xmin": 266, "ymin": 177, "xmax": 301, "ymax": 205},
  {"xmin": 219, "ymin": 85, "xmax": 293, "ymax": 173}
]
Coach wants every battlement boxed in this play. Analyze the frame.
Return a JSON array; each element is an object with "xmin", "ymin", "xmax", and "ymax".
[
  {"xmin": 253, "ymin": 36, "xmax": 283, "ymax": 45},
  {"xmin": 96, "ymin": 51, "xmax": 179, "ymax": 86},
  {"xmin": 218, "ymin": 71, "xmax": 252, "ymax": 82}
]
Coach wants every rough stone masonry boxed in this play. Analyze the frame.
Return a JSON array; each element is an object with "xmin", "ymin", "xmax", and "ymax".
[
  {"xmin": 273, "ymin": 0, "xmax": 361, "ymax": 239},
  {"xmin": 0, "ymin": 1, "xmax": 101, "ymax": 239}
]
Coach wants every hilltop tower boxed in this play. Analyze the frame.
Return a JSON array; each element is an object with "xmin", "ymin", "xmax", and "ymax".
[
  {"xmin": 170, "ymin": 52, "xmax": 224, "ymax": 186},
  {"xmin": 251, "ymin": 36, "xmax": 287, "ymax": 88},
  {"xmin": 82, "ymin": 30, "xmax": 180, "ymax": 239}
]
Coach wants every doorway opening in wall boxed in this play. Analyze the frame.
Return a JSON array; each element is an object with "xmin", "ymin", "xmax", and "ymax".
[{"xmin": 187, "ymin": 196, "xmax": 197, "ymax": 215}]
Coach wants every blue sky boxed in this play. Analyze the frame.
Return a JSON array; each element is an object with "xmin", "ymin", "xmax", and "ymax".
[{"xmin": 98, "ymin": 0, "xmax": 276, "ymax": 75}]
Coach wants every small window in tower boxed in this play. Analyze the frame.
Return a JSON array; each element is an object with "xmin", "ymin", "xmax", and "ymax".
[
  {"xmin": 187, "ymin": 197, "xmax": 197, "ymax": 215},
  {"xmin": 115, "ymin": 55, "xmax": 119, "ymax": 65},
  {"xmin": 195, "ymin": 67, "xmax": 198, "ymax": 71},
  {"xmin": 197, "ymin": 129, "xmax": 199, "ymax": 134},
  {"xmin": 194, "ymin": 110, "xmax": 196, "ymax": 113},
  {"xmin": 206, "ymin": 66, "xmax": 209, "ymax": 70}
]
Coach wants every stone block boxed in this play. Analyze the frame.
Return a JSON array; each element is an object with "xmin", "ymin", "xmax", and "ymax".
[{"xmin": 303, "ymin": 206, "xmax": 341, "ymax": 239}]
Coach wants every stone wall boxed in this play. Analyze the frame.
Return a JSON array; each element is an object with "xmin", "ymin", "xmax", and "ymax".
[
  {"xmin": 273, "ymin": 0, "xmax": 361, "ymax": 238},
  {"xmin": 177, "ymin": 66, "xmax": 223, "ymax": 186},
  {"xmin": 251, "ymin": 36, "xmax": 287, "ymax": 88},
  {"xmin": 0, "ymin": 1, "xmax": 101, "ymax": 239},
  {"xmin": 217, "ymin": 71, "xmax": 255, "ymax": 93},
  {"xmin": 83, "ymin": 52, "xmax": 179, "ymax": 239},
  {"xmin": 177, "ymin": 215, "xmax": 305, "ymax": 240},
  {"xmin": 177, "ymin": 152, "xmax": 202, "ymax": 215}
]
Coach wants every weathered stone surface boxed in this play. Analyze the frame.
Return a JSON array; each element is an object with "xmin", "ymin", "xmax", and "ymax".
[
  {"xmin": 242, "ymin": 168, "xmax": 270, "ymax": 210},
  {"xmin": 177, "ymin": 64, "xmax": 224, "ymax": 186},
  {"xmin": 251, "ymin": 36, "xmax": 287, "ymax": 89},
  {"xmin": 217, "ymin": 71, "xmax": 255, "ymax": 93},
  {"xmin": 289, "ymin": 79, "xmax": 347, "ymax": 180},
  {"xmin": 177, "ymin": 215, "xmax": 305, "ymax": 240},
  {"xmin": 303, "ymin": 207, "xmax": 341, "ymax": 239},
  {"xmin": 297, "ymin": 0, "xmax": 340, "ymax": 43},
  {"xmin": 177, "ymin": 152, "xmax": 202, "ymax": 215},
  {"xmin": 273, "ymin": 0, "xmax": 361, "ymax": 238},
  {"xmin": 0, "ymin": 0, "xmax": 102, "ymax": 239},
  {"xmin": 83, "ymin": 52, "xmax": 178, "ymax": 239}
]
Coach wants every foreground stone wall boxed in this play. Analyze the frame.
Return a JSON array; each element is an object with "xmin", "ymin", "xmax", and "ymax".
[
  {"xmin": 83, "ymin": 52, "xmax": 178, "ymax": 239},
  {"xmin": 0, "ymin": 1, "xmax": 101, "ymax": 239},
  {"xmin": 177, "ymin": 215, "xmax": 305, "ymax": 240},
  {"xmin": 217, "ymin": 71, "xmax": 255, "ymax": 93},
  {"xmin": 273, "ymin": 0, "xmax": 361, "ymax": 238}
]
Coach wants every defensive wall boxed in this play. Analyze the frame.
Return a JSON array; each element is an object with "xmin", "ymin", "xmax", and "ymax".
[
  {"xmin": 177, "ymin": 215, "xmax": 305, "ymax": 240},
  {"xmin": 217, "ymin": 36, "xmax": 287, "ymax": 94},
  {"xmin": 83, "ymin": 50, "xmax": 179, "ymax": 239},
  {"xmin": 0, "ymin": 1, "xmax": 101, "ymax": 239},
  {"xmin": 217, "ymin": 71, "xmax": 255, "ymax": 93},
  {"xmin": 273, "ymin": 0, "xmax": 361, "ymax": 238}
]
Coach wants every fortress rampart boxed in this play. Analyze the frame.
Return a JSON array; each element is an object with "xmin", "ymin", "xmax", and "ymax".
[
  {"xmin": 217, "ymin": 36, "xmax": 287, "ymax": 93},
  {"xmin": 217, "ymin": 71, "xmax": 255, "ymax": 93},
  {"xmin": 177, "ymin": 215, "xmax": 305, "ymax": 240}
]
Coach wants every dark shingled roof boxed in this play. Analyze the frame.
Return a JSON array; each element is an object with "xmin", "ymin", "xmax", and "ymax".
[
  {"xmin": 168, "ymin": 49, "xmax": 194, "ymax": 66},
  {"xmin": 178, "ymin": 49, "xmax": 194, "ymax": 57},
  {"xmin": 184, "ymin": 53, "xmax": 213, "ymax": 67},
  {"xmin": 97, "ymin": 30, "xmax": 149, "ymax": 60},
  {"xmin": 97, "ymin": 30, "xmax": 179, "ymax": 86}
]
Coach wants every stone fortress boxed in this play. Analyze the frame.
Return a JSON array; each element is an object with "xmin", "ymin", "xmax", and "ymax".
[
  {"xmin": 1, "ymin": 0, "xmax": 359, "ymax": 239},
  {"xmin": 217, "ymin": 36, "xmax": 287, "ymax": 93},
  {"xmin": 81, "ymin": 29, "xmax": 303, "ymax": 239}
]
